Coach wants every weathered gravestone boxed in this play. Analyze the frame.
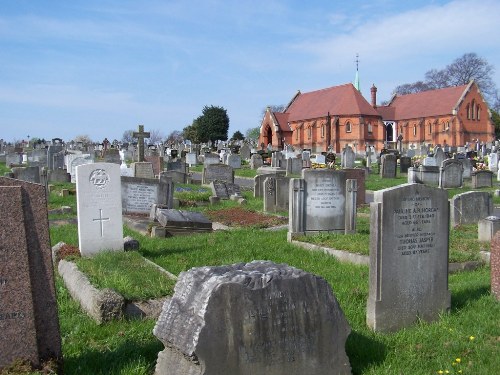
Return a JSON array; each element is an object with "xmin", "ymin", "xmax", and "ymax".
[
  {"xmin": 153, "ymin": 261, "xmax": 351, "ymax": 375},
  {"xmin": 240, "ymin": 143, "xmax": 251, "ymax": 160},
  {"xmin": 76, "ymin": 163, "xmax": 124, "ymax": 256},
  {"xmin": 263, "ymin": 176, "xmax": 290, "ymax": 213},
  {"xmin": 145, "ymin": 155, "xmax": 164, "ymax": 176},
  {"xmin": 70, "ymin": 155, "xmax": 93, "ymax": 183},
  {"xmin": 202, "ymin": 164, "xmax": 234, "ymax": 185},
  {"xmin": 449, "ymin": 191, "xmax": 493, "ymax": 227},
  {"xmin": 0, "ymin": 177, "xmax": 62, "ymax": 370},
  {"xmin": 250, "ymin": 154, "xmax": 263, "ymax": 169},
  {"xmin": 10, "ymin": 166, "xmax": 41, "ymax": 183},
  {"xmin": 478, "ymin": 216, "xmax": 500, "ymax": 242},
  {"xmin": 288, "ymin": 169, "xmax": 357, "ymax": 240},
  {"xmin": 343, "ymin": 168, "xmax": 366, "ymax": 206},
  {"xmin": 491, "ymin": 232, "xmax": 500, "ymax": 301},
  {"xmin": 341, "ymin": 146, "xmax": 355, "ymax": 168},
  {"xmin": 434, "ymin": 146, "xmax": 446, "ymax": 167},
  {"xmin": 439, "ymin": 159, "xmax": 463, "ymax": 188},
  {"xmin": 132, "ymin": 161, "xmax": 155, "ymax": 179},
  {"xmin": 203, "ymin": 153, "xmax": 220, "ymax": 166},
  {"xmin": 489, "ymin": 152, "xmax": 498, "ymax": 173},
  {"xmin": 210, "ymin": 180, "xmax": 230, "ymax": 199},
  {"xmin": 153, "ymin": 208, "xmax": 212, "ymax": 236},
  {"xmin": 380, "ymin": 154, "xmax": 397, "ymax": 178},
  {"xmin": 471, "ymin": 170, "xmax": 493, "ymax": 188},
  {"xmin": 226, "ymin": 154, "xmax": 241, "ymax": 169},
  {"xmin": 399, "ymin": 156, "xmax": 411, "ymax": 173},
  {"xmin": 367, "ymin": 183, "xmax": 451, "ymax": 332},
  {"xmin": 286, "ymin": 157, "xmax": 302, "ymax": 176},
  {"xmin": 121, "ymin": 174, "xmax": 173, "ymax": 214},
  {"xmin": 254, "ymin": 170, "xmax": 286, "ymax": 198}
]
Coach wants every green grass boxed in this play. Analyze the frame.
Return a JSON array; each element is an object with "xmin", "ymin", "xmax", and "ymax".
[
  {"xmin": 0, "ymin": 161, "xmax": 11, "ymax": 175},
  {"xmin": 75, "ymin": 251, "xmax": 175, "ymax": 300}
]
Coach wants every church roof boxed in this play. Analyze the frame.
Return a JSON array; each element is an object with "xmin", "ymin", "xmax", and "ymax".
[
  {"xmin": 286, "ymin": 83, "xmax": 380, "ymax": 122},
  {"xmin": 380, "ymin": 84, "xmax": 469, "ymax": 120},
  {"xmin": 272, "ymin": 111, "xmax": 291, "ymax": 132}
]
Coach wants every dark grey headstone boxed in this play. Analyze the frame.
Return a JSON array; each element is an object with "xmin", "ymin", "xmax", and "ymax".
[
  {"xmin": 210, "ymin": 180, "xmax": 229, "ymax": 199},
  {"xmin": 450, "ymin": 191, "xmax": 493, "ymax": 226},
  {"xmin": 202, "ymin": 164, "xmax": 234, "ymax": 185},
  {"xmin": 367, "ymin": 183, "xmax": 451, "ymax": 332},
  {"xmin": 380, "ymin": 154, "xmax": 397, "ymax": 178},
  {"xmin": 439, "ymin": 159, "xmax": 463, "ymax": 188},
  {"xmin": 153, "ymin": 261, "xmax": 351, "ymax": 375}
]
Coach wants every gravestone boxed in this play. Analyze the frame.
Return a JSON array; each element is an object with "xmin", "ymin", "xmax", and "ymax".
[
  {"xmin": 153, "ymin": 261, "xmax": 351, "ymax": 375},
  {"xmin": 288, "ymin": 169, "xmax": 357, "ymax": 240},
  {"xmin": 47, "ymin": 144, "xmax": 63, "ymax": 170},
  {"xmin": 133, "ymin": 125, "xmax": 150, "ymax": 162},
  {"xmin": 226, "ymin": 154, "xmax": 241, "ymax": 169},
  {"xmin": 263, "ymin": 176, "xmax": 290, "ymax": 213},
  {"xmin": 10, "ymin": 166, "xmax": 41, "ymax": 183},
  {"xmin": 162, "ymin": 170, "xmax": 187, "ymax": 184},
  {"xmin": 76, "ymin": 163, "xmax": 124, "ymax": 256},
  {"xmin": 145, "ymin": 155, "xmax": 164, "ymax": 176},
  {"xmin": 399, "ymin": 156, "xmax": 411, "ymax": 173},
  {"xmin": 202, "ymin": 164, "xmax": 234, "ymax": 185},
  {"xmin": 471, "ymin": 170, "xmax": 493, "ymax": 188},
  {"xmin": 478, "ymin": 216, "xmax": 500, "ymax": 242},
  {"xmin": 491, "ymin": 232, "xmax": 500, "ymax": 300},
  {"xmin": 254, "ymin": 169, "xmax": 286, "ymax": 198},
  {"xmin": 0, "ymin": 177, "xmax": 62, "ymax": 370},
  {"xmin": 315, "ymin": 154, "xmax": 326, "ymax": 165},
  {"xmin": 103, "ymin": 149, "xmax": 121, "ymax": 164},
  {"xmin": 154, "ymin": 208, "xmax": 212, "ymax": 236},
  {"xmin": 5, "ymin": 153, "xmax": 22, "ymax": 167},
  {"xmin": 380, "ymin": 154, "xmax": 397, "ymax": 178},
  {"xmin": 344, "ymin": 168, "xmax": 366, "ymax": 206},
  {"xmin": 449, "ymin": 191, "xmax": 493, "ymax": 226},
  {"xmin": 210, "ymin": 180, "xmax": 230, "ymax": 199},
  {"xmin": 439, "ymin": 159, "xmax": 463, "ymax": 188},
  {"xmin": 367, "ymin": 183, "xmax": 451, "ymax": 332},
  {"xmin": 132, "ymin": 162, "xmax": 155, "ymax": 179},
  {"xmin": 489, "ymin": 152, "xmax": 498, "ymax": 173},
  {"xmin": 48, "ymin": 168, "xmax": 71, "ymax": 183},
  {"xmin": 341, "ymin": 146, "xmax": 355, "ymax": 168},
  {"xmin": 70, "ymin": 155, "xmax": 93, "ymax": 183},
  {"xmin": 203, "ymin": 153, "xmax": 220, "ymax": 166},
  {"xmin": 165, "ymin": 160, "xmax": 188, "ymax": 174},
  {"xmin": 434, "ymin": 146, "xmax": 446, "ymax": 167},
  {"xmin": 286, "ymin": 157, "xmax": 302, "ymax": 176},
  {"xmin": 122, "ymin": 174, "xmax": 173, "ymax": 214},
  {"xmin": 250, "ymin": 154, "xmax": 263, "ymax": 169},
  {"xmin": 423, "ymin": 157, "xmax": 437, "ymax": 167},
  {"xmin": 459, "ymin": 158, "xmax": 472, "ymax": 179},
  {"xmin": 186, "ymin": 152, "xmax": 198, "ymax": 167},
  {"xmin": 240, "ymin": 143, "xmax": 251, "ymax": 160}
]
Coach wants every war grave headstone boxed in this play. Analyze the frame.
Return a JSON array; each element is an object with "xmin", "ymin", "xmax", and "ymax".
[
  {"xmin": 449, "ymin": 191, "xmax": 493, "ymax": 227},
  {"xmin": 250, "ymin": 154, "xmax": 263, "ymax": 169},
  {"xmin": 240, "ymin": 143, "xmax": 251, "ymax": 160},
  {"xmin": 226, "ymin": 154, "xmax": 241, "ymax": 169},
  {"xmin": 343, "ymin": 168, "xmax": 366, "ymax": 206},
  {"xmin": 471, "ymin": 170, "xmax": 493, "ymax": 188},
  {"xmin": 491, "ymin": 232, "xmax": 500, "ymax": 300},
  {"xmin": 76, "ymin": 163, "xmax": 124, "ymax": 256},
  {"xmin": 153, "ymin": 261, "xmax": 351, "ymax": 375},
  {"xmin": 132, "ymin": 161, "xmax": 155, "ymax": 179},
  {"xmin": 439, "ymin": 159, "xmax": 463, "ymax": 188},
  {"xmin": 367, "ymin": 183, "xmax": 451, "ymax": 332},
  {"xmin": 202, "ymin": 164, "xmax": 234, "ymax": 185},
  {"xmin": 263, "ymin": 176, "xmax": 290, "ymax": 213},
  {"xmin": 10, "ymin": 166, "xmax": 41, "ymax": 183},
  {"xmin": 0, "ymin": 177, "xmax": 62, "ymax": 370},
  {"xmin": 380, "ymin": 154, "xmax": 397, "ymax": 178},
  {"xmin": 133, "ymin": 125, "xmax": 150, "ymax": 162},
  {"xmin": 341, "ymin": 146, "xmax": 355, "ymax": 168},
  {"xmin": 288, "ymin": 169, "xmax": 357, "ymax": 241},
  {"xmin": 122, "ymin": 175, "xmax": 173, "ymax": 215},
  {"xmin": 399, "ymin": 156, "xmax": 411, "ymax": 173}
]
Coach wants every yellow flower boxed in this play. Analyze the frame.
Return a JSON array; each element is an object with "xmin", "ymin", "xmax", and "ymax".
[
  {"xmin": 469, "ymin": 336, "xmax": 475, "ymax": 341},
  {"xmin": 437, "ymin": 371, "xmax": 444, "ymax": 374},
  {"xmin": 455, "ymin": 358, "xmax": 461, "ymax": 363},
  {"xmin": 458, "ymin": 370, "xmax": 462, "ymax": 374},
  {"xmin": 445, "ymin": 371, "xmax": 449, "ymax": 374}
]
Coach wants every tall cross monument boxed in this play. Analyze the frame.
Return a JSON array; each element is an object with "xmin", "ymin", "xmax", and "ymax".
[{"xmin": 133, "ymin": 125, "xmax": 150, "ymax": 162}]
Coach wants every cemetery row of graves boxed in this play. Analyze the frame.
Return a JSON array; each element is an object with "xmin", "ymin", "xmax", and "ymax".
[{"xmin": 0, "ymin": 133, "xmax": 499, "ymax": 374}]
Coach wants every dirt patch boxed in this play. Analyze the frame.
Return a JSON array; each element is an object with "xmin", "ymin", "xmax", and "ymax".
[
  {"xmin": 205, "ymin": 207, "xmax": 287, "ymax": 228},
  {"xmin": 57, "ymin": 243, "xmax": 81, "ymax": 261}
]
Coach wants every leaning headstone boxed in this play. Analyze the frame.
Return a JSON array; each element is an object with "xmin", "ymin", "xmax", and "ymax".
[
  {"xmin": 439, "ymin": 159, "xmax": 463, "ymax": 188},
  {"xmin": 0, "ymin": 177, "xmax": 62, "ymax": 371},
  {"xmin": 76, "ymin": 163, "xmax": 124, "ymax": 256},
  {"xmin": 367, "ymin": 183, "xmax": 451, "ymax": 332},
  {"xmin": 491, "ymin": 232, "xmax": 500, "ymax": 300},
  {"xmin": 380, "ymin": 154, "xmax": 397, "ymax": 178},
  {"xmin": 153, "ymin": 261, "xmax": 352, "ymax": 375},
  {"xmin": 450, "ymin": 191, "xmax": 493, "ymax": 226}
]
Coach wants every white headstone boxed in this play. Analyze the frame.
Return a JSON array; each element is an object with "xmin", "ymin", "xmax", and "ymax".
[{"xmin": 76, "ymin": 163, "xmax": 124, "ymax": 256}]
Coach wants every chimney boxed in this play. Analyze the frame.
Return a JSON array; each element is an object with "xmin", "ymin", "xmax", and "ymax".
[{"xmin": 371, "ymin": 84, "xmax": 377, "ymax": 108}]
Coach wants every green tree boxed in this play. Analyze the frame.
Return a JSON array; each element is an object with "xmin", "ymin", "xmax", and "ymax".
[
  {"xmin": 196, "ymin": 105, "xmax": 229, "ymax": 143},
  {"xmin": 231, "ymin": 130, "xmax": 244, "ymax": 141},
  {"xmin": 492, "ymin": 110, "xmax": 500, "ymax": 139},
  {"xmin": 245, "ymin": 126, "xmax": 260, "ymax": 141},
  {"xmin": 182, "ymin": 120, "xmax": 200, "ymax": 143}
]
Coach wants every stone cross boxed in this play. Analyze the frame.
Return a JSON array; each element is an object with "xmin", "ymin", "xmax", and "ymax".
[{"xmin": 133, "ymin": 125, "xmax": 150, "ymax": 162}]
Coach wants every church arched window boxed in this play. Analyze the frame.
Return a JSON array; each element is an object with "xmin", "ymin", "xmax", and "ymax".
[
  {"xmin": 477, "ymin": 105, "xmax": 481, "ymax": 121},
  {"xmin": 471, "ymin": 100, "xmax": 476, "ymax": 120},
  {"xmin": 428, "ymin": 122, "xmax": 432, "ymax": 134},
  {"xmin": 413, "ymin": 124, "xmax": 417, "ymax": 136},
  {"xmin": 466, "ymin": 104, "xmax": 470, "ymax": 120},
  {"xmin": 346, "ymin": 121, "xmax": 352, "ymax": 133}
]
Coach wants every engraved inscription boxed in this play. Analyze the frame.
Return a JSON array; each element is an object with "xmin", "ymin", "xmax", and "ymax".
[
  {"xmin": 394, "ymin": 196, "xmax": 438, "ymax": 256},
  {"xmin": 89, "ymin": 169, "xmax": 110, "ymax": 189},
  {"xmin": 0, "ymin": 278, "xmax": 7, "ymax": 286},
  {"xmin": 0, "ymin": 311, "xmax": 26, "ymax": 320},
  {"xmin": 307, "ymin": 178, "xmax": 342, "ymax": 210},
  {"xmin": 125, "ymin": 184, "xmax": 158, "ymax": 213}
]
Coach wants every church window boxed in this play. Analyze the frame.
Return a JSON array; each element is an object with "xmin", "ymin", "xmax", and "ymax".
[
  {"xmin": 466, "ymin": 104, "xmax": 470, "ymax": 119},
  {"xmin": 446, "ymin": 121, "xmax": 450, "ymax": 130},
  {"xmin": 321, "ymin": 124, "xmax": 325, "ymax": 138},
  {"xmin": 367, "ymin": 123, "xmax": 372, "ymax": 134},
  {"xmin": 428, "ymin": 122, "xmax": 432, "ymax": 134},
  {"xmin": 346, "ymin": 121, "xmax": 352, "ymax": 133},
  {"xmin": 413, "ymin": 125, "xmax": 417, "ymax": 136},
  {"xmin": 477, "ymin": 106, "xmax": 481, "ymax": 120},
  {"xmin": 308, "ymin": 126, "xmax": 312, "ymax": 139},
  {"xmin": 471, "ymin": 100, "xmax": 476, "ymax": 120}
]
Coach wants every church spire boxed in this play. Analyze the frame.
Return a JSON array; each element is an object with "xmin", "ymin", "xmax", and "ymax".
[{"xmin": 354, "ymin": 53, "xmax": 360, "ymax": 92}]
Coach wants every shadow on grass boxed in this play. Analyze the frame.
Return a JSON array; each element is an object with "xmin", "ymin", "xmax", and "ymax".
[
  {"xmin": 451, "ymin": 284, "xmax": 490, "ymax": 312},
  {"xmin": 346, "ymin": 330, "xmax": 386, "ymax": 374},
  {"xmin": 63, "ymin": 339, "xmax": 163, "ymax": 375}
]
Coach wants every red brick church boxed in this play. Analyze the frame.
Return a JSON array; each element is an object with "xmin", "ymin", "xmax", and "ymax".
[{"xmin": 259, "ymin": 80, "xmax": 494, "ymax": 153}]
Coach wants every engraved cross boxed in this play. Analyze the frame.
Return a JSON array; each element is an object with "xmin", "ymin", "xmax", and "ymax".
[{"xmin": 93, "ymin": 208, "xmax": 110, "ymax": 237}]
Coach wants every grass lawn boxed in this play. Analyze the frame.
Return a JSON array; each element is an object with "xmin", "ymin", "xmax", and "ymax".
[{"xmin": 43, "ymin": 169, "xmax": 500, "ymax": 375}]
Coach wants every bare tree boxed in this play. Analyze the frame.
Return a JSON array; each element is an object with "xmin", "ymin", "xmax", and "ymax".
[
  {"xmin": 122, "ymin": 130, "xmax": 134, "ymax": 143},
  {"xmin": 165, "ymin": 130, "xmax": 184, "ymax": 145},
  {"xmin": 146, "ymin": 129, "xmax": 164, "ymax": 145},
  {"xmin": 73, "ymin": 134, "xmax": 93, "ymax": 145}
]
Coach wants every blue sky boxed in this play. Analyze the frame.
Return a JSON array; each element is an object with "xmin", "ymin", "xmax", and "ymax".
[{"xmin": 0, "ymin": 0, "xmax": 499, "ymax": 143}]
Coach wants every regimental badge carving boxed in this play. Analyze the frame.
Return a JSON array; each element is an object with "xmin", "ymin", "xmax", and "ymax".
[{"xmin": 89, "ymin": 169, "xmax": 110, "ymax": 189}]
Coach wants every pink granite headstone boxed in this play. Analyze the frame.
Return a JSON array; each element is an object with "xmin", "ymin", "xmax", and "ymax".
[
  {"xmin": 0, "ymin": 177, "xmax": 62, "ymax": 371},
  {"xmin": 491, "ymin": 232, "xmax": 500, "ymax": 301}
]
